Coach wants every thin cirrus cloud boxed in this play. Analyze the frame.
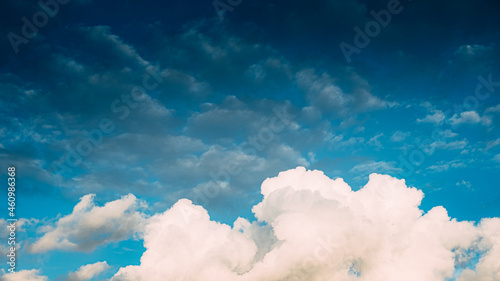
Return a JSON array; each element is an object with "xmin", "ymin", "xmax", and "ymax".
[
  {"xmin": 349, "ymin": 160, "xmax": 401, "ymax": 174},
  {"xmin": 108, "ymin": 167, "xmax": 499, "ymax": 281}
]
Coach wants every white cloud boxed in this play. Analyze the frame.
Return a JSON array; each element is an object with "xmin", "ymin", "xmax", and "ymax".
[
  {"xmin": 453, "ymin": 44, "xmax": 494, "ymax": 57},
  {"xmin": 449, "ymin": 111, "xmax": 491, "ymax": 126},
  {"xmin": 308, "ymin": 152, "xmax": 317, "ymax": 163},
  {"xmin": 456, "ymin": 180, "xmax": 472, "ymax": 190},
  {"xmin": 67, "ymin": 261, "xmax": 110, "ymax": 281},
  {"xmin": 494, "ymin": 154, "xmax": 500, "ymax": 163},
  {"xmin": 485, "ymin": 138, "xmax": 500, "ymax": 151},
  {"xmin": 427, "ymin": 160, "xmax": 466, "ymax": 172},
  {"xmin": 424, "ymin": 139, "xmax": 468, "ymax": 155},
  {"xmin": 0, "ymin": 269, "xmax": 48, "ymax": 281},
  {"xmin": 434, "ymin": 140, "xmax": 468, "ymax": 150},
  {"xmin": 112, "ymin": 167, "xmax": 497, "ymax": 281},
  {"xmin": 457, "ymin": 218, "xmax": 500, "ymax": 281},
  {"xmin": 450, "ymin": 111, "xmax": 481, "ymax": 124},
  {"xmin": 30, "ymin": 194, "xmax": 147, "ymax": 253},
  {"xmin": 368, "ymin": 133, "xmax": 384, "ymax": 148},
  {"xmin": 439, "ymin": 129, "xmax": 458, "ymax": 138},
  {"xmin": 350, "ymin": 160, "xmax": 402, "ymax": 175},
  {"xmin": 301, "ymin": 106, "xmax": 322, "ymax": 120},
  {"xmin": 485, "ymin": 104, "xmax": 500, "ymax": 114},
  {"xmin": 417, "ymin": 110, "xmax": 445, "ymax": 125},
  {"xmin": 420, "ymin": 101, "xmax": 434, "ymax": 110},
  {"xmin": 390, "ymin": 131, "xmax": 410, "ymax": 142},
  {"xmin": 327, "ymin": 134, "xmax": 364, "ymax": 149}
]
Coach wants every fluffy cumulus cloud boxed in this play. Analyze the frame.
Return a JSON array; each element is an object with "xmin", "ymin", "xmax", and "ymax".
[
  {"xmin": 457, "ymin": 218, "xmax": 500, "ymax": 281},
  {"xmin": 0, "ymin": 269, "xmax": 48, "ymax": 281},
  {"xmin": 29, "ymin": 194, "xmax": 147, "ymax": 253},
  {"xmin": 67, "ymin": 261, "xmax": 111, "ymax": 281},
  {"xmin": 111, "ymin": 167, "xmax": 500, "ymax": 281},
  {"xmin": 449, "ymin": 111, "xmax": 491, "ymax": 126},
  {"xmin": 417, "ymin": 110, "xmax": 446, "ymax": 125}
]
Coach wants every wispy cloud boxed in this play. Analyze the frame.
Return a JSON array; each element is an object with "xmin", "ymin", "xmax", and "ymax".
[
  {"xmin": 350, "ymin": 160, "xmax": 401, "ymax": 174},
  {"xmin": 390, "ymin": 131, "xmax": 410, "ymax": 142}
]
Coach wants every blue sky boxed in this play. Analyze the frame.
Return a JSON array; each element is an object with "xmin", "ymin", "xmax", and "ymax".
[{"xmin": 1, "ymin": 0, "xmax": 500, "ymax": 280}]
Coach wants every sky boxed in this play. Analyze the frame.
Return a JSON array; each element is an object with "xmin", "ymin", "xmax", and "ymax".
[{"xmin": 0, "ymin": 0, "xmax": 500, "ymax": 280}]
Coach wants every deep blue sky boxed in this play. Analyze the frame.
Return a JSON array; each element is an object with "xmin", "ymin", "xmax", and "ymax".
[{"xmin": 1, "ymin": 0, "xmax": 500, "ymax": 280}]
